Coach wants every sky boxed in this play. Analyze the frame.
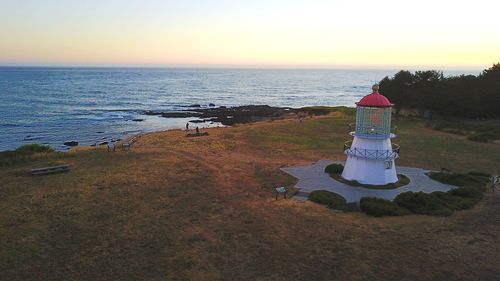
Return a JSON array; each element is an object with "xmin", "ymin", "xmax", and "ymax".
[{"xmin": 0, "ymin": 0, "xmax": 499, "ymax": 69}]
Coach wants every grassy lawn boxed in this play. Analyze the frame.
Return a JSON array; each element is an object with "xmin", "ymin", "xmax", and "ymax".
[
  {"xmin": 394, "ymin": 120, "xmax": 500, "ymax": 173},
  {"xmin": 1, "ymin": 112, "xmax": 499, "ymax": 281}
]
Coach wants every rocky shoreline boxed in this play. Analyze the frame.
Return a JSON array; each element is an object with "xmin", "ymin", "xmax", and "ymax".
[
  {"xmin": 51, "ymin": 105, "xmax": 335, "ymax": 150},
  {"xmin": 144, "ymin": 104, "xmax": 332, "ymax": 126}
]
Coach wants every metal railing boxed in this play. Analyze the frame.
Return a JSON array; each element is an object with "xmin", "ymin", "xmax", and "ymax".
[
  {"xmin": 346, "ymin": 124, "xmax": 398, "ymax": 139},
  {"xmin": 343, "ymin": 141, "xmax": 400, "ymax": 160},
  {"xmin": 349, "ymin": 131, "xmax": 397, "ymax": 139}
]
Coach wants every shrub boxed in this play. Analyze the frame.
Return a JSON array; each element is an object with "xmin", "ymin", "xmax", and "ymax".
[
  {"xmin": 0, "ymin": 144, "xmax": 54, "ymax": 166},
  {"xmin": 449, "ymin": 186, "xmax": 484, "ymax": 200},
  {"xmin": 467, "ymin": 171, "xmax": 491, "ymax": 178},
  {"xmin": 429, "ymin": 172, "xmax": 489, "ymax": 188},
  {"xmin": 330, "ymin": 174, "xmax": 409, "ymax": 190},
  {"xmin": 394, "ymin": 184, "xmax": 487, "ymax": 217},
  {"xmin": 360, "ymin": 197, "xmax": 411, "ymax": 217},
  {"xmin": 394, "ymin": 192, "xmax": 453, "ymax": 216},
  {"xmin": 372, "ymin": 171, "xmax": 491, "ymax": 217},
  {"xmin": 16, "ymin": 144, "xmax": 53, "ymax": 153},
  {"xmin": 308, "ymin": 190, "xmax": 347, "ymax": 210},
  {"xmin": 430, "ymin": 191, "xmax": 477, "ymax": 211},
  {"xmin": 324, "ymin": 163, "xmax": 344, "ymax": 174},
  {"xmin": 467, "ymin": 132, "xmax": 497, "ymax": 142},
  {"xmin": 443, "ymin": 195, "xmax": 477, "ymax": 210}
]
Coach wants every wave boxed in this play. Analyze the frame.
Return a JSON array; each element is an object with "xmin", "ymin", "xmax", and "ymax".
[{"xmin": 0, "ymin": 123, "xmax": 23, "ymax": 127}]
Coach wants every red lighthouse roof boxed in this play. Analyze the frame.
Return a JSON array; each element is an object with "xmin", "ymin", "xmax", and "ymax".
[{"xmin": 355, "ymin": 84, "xmax": 393, "ymax": 107}]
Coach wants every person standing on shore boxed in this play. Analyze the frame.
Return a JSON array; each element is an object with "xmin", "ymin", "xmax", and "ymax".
[
  {"xmin": 298, "ymin": 112, "xmax": 305, "ymax": 123},
  {"xmin": 186, "ymin": 122, "xmax": 189, "ymax": 131}
]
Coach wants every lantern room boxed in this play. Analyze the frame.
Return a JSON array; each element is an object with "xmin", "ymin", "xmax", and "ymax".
[{"xmin": 354, "ymin": 85, "xmax": 393, "ymax": 138}]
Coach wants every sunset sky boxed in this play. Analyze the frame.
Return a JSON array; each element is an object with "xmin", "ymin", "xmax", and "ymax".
[{"xmin": 0, "ymin": 0, "xmax": 499, "ymax": 68}]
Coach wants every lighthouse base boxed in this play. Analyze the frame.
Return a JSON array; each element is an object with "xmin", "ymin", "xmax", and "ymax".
[
  {"xmin": 342, "ymin": 157, "xmax": 397, "ymax": 185},
  {"xmin": 341, "ymin": 137, "xmax": 398, "ymax": 185}
]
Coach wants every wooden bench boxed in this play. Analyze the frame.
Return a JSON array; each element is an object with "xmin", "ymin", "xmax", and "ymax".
[{"xmin": 30, "ymin": 165, "xmax": 70, "ymax": 176}]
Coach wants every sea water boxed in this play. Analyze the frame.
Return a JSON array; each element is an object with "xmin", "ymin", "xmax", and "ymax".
[{"xmin": 0, "ymin": 67, "xmax": 478, "ymax": 151}]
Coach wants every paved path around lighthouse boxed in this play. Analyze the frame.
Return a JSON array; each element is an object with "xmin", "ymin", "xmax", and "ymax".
[{"xmin": 281, "ymin": 160, "xmax": 455, "ymax": 203}]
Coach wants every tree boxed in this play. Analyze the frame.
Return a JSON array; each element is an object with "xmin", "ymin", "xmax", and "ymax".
[
  {"xmin": 380, "ymin": 70, "xmax": 414, "ymax": 115},
  {"xmin": 378, "ymin": 64, "xmax": 500, "ymax": 119}
]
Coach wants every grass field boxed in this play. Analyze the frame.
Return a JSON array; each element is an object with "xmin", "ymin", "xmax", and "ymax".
[{"xmin": 1, "ymin": 111, "xmax": 499, "ymax": 281}]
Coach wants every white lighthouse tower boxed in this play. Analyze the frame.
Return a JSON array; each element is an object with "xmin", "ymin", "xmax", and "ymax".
[{"xmin": 341, "ymin": 84, "xmax": 399, "ymax": 185}]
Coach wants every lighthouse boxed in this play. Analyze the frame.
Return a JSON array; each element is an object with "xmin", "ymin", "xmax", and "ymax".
[{"xmin": 341, "ymin": 84, "xmax": 399, "ymax": 185}]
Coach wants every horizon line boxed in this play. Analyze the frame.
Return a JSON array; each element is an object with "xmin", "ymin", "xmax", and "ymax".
[{"xmin": 0, "ymin": 63, "xmax": 487, "ymax": 71}]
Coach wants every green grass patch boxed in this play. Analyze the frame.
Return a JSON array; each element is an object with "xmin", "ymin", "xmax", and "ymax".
[
  {"xmin": 360, "ymin": 197, "xmax": 411, "ymax": 217},
  {"xmin": 298, "ymin": 106, "xmax": 356, "ymax": 117},
  {"xmin": 428, "ymin": 171, "xmax": 490, "ymax": 188},
  {"xmin": 428, "ymin": 120, "xmax": 500, "ymax": 142},
  {"xmin": 467, "ymin": 132, "xmax": 498, "ymax": 142},
  {"xmin": 308, "ymin": 190, "xmax": 347, "ymax": 210},
  {"xmin": 16, "ymin": 144, "xmax": 54, "ymax": 153},
  {"xmin": 243, "ymin": 113, "xmax": 353, "ymax": 153},
  {"xmin": 0, "ymin": 144, "xmax": 55, "ymax": 166}
]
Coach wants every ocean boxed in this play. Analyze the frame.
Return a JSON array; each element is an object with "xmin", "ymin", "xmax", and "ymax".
[{"xmin": 0, "ymin": 67, "xmax": 478, "ymax": 151}]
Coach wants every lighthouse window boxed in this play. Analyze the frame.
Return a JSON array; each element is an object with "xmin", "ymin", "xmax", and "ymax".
[
  {"xmin": 385, "ymin": 161, "xmax": 392, "ymax": 169},
  {"xmin": 356, "ymin": 107, "xmax": 392, "ymax": 136}
]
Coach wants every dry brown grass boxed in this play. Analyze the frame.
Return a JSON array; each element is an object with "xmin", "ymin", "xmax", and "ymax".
[{"xmin": 1, "ymin": 113, "xmax": 499, "ymax": 281}]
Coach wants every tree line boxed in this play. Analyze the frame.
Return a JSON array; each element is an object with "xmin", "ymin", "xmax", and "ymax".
[{"xmin": 379, "ymin": 63, "xmax": 500, "ymax": 119}]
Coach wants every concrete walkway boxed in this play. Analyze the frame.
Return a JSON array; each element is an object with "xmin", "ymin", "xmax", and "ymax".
[{"xmin": 281, "ymin": 160, "xmax": 455, "ymax": 203}]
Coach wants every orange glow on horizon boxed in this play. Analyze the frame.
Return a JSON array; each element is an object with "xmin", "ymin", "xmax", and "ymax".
[{"xmin": 0, "ymin": 0, "xmax": 498, "ymax": 69}]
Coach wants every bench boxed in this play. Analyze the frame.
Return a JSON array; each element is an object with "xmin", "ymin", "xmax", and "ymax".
[
  {"xmin": 30, "ymin": 165, "xmax": 70, "ymax": 176},
  {"xmin": 101, "ymin": 136, "xmax": 139, "ymax": 152},
  {"xmin": 107, "ymin": 143, "xmax": 117, "ymax": 152},
  {"xmin": 122, "ymin": 142, "xmax": 131, "ymax": 150},
  {"xmin": 275, "ymin": 186, "xmax": 288, "ymax": 200},
  {"xmin": 120, "ymin": 135, "xmax": 140, "ymax": 151}
]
